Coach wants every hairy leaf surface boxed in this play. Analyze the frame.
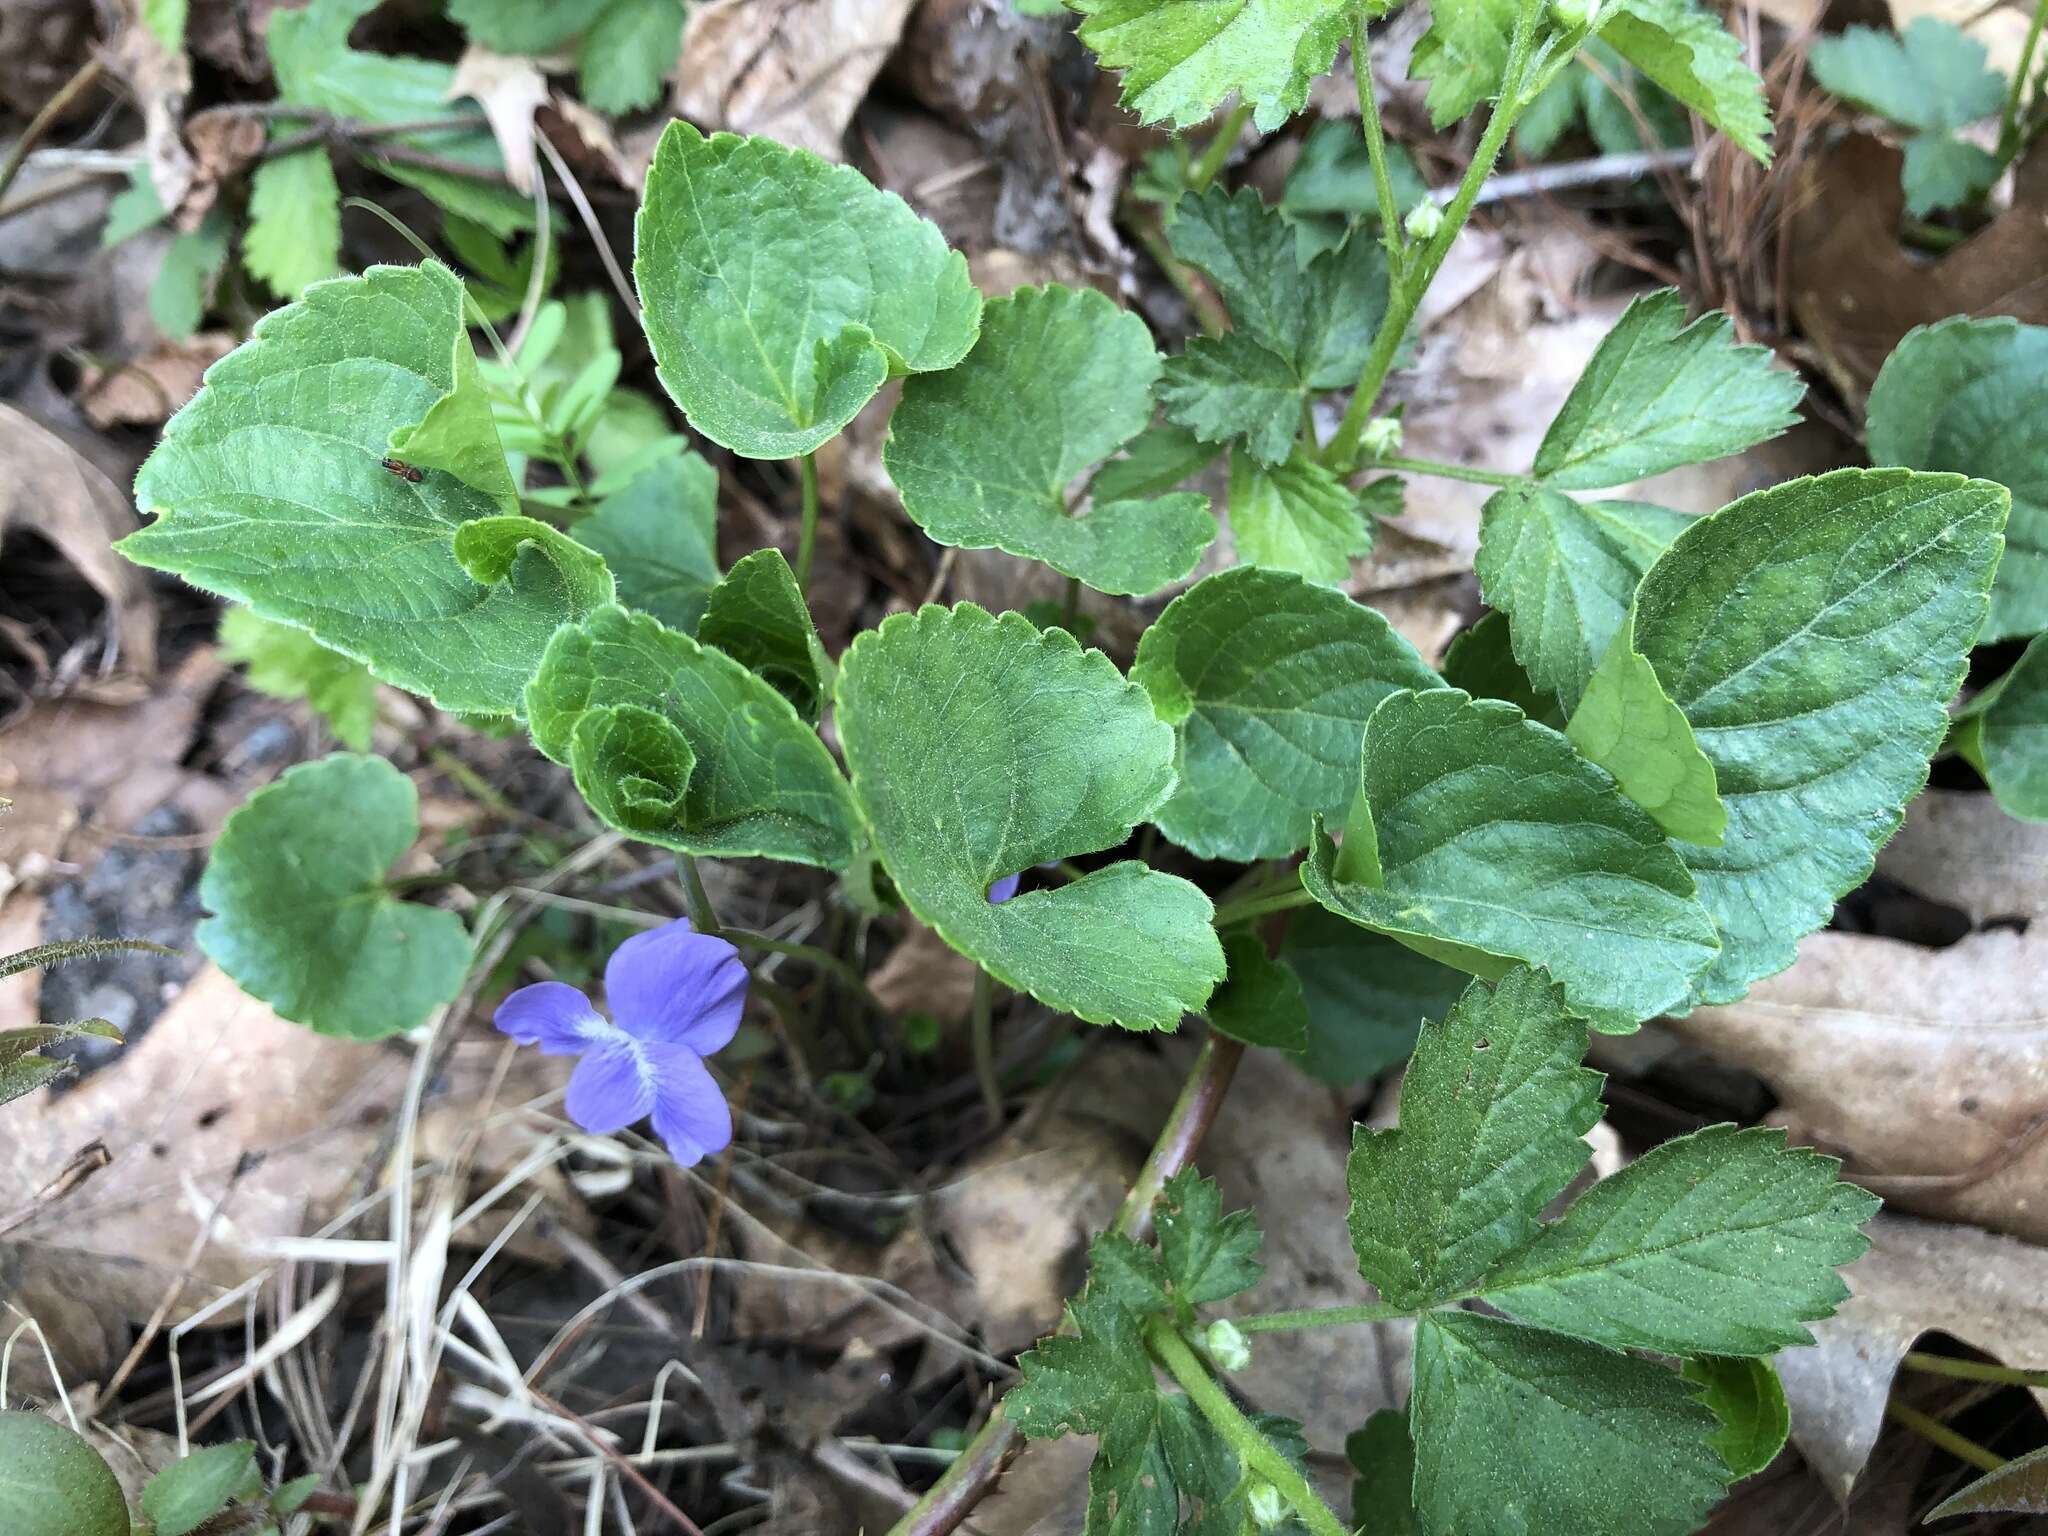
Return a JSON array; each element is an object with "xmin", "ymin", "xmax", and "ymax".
[
  {"xmin": 699, "ymin": 549, "xmax": 832, "ymax": 723},
  {"xmin": 1072, "ymin": 0, "xmax": 1350, "ymax": 130},
  {"xmin": 1226, "ymin": 450, "xmax": 1376, "ymax": 584},
  {"xmin": 1566, "ymin": 614, "xmax": 1726, "ymax": 846},
  {"xmin": 1683, "ymin": 1357, "xmax": 1792, "ymax": 1479},
  {"xmin": 1599, "ymin": 0, "xmax": 1773, "ymax": 162}
]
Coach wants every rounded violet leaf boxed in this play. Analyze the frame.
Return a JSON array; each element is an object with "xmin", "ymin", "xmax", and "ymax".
[
  {"xmin": 494, "ymin": 980, "xmax": 604, "ymax": 1054},
  {"xmin": 565, "ymin": 1035, "xmax": 657, "ymax": 1134},
  {"xmin": 603, "ymin": 917, "xmax": 748, "ymax": 1054},
  {"xmin": 649, "ymin": 1045, "xmax": 733, "ymax": 1166}
]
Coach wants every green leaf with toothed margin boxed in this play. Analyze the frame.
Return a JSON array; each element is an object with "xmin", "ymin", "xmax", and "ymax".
[
  {"xmin": 1599, "ymin": 0, "xmax": 1773, "ymax": 163},
  {"xmin": 1071, "ymin": 0, "xmax": 1351, "ymax": 131},
  {"xmin": 1683, "ymin": 1356, "xmax": 1791, "ymax": 1478},
  {"xmin": 700, "ymin": 549, "xmax": 832, "ymax": 724}
]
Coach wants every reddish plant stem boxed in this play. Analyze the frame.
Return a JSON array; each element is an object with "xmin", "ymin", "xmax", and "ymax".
[{"xmin": 885, "ymin": 1033, "xmax": 1247, "ymax": 1536}]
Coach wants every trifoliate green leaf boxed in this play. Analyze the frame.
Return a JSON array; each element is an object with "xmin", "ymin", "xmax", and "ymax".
[
  {"xmin": 1484, "ymin": 1125, "xmax": 1876, "ymax": 1354},
  {"xmin": 1599, "ymin": 0, "xmax": 1773, "ymax": 163},
  {"xmin": 1633, "ymin": 468, "xmax": 2008, "ymax": 1004},
  {"xmin": 1092, "ymin": 421, "xmax": 1225, "ymax": 503},
  {"xmin": 1409, "ymin": 0, "xmax": 1517, "ymax": 128},
  {"xmin": 1156, "ymin": 1169, "xmax": 1265, "ymax": 1305},
  {"xmin": 1133, "ymin": 567, "xmax": 1439, "ymax": 860},
  {"xmin": 199, "ymin": 755, "xmax": 471, "ymax": 1039},
  {"xmin": 1409, "ymin": 1310, "xmax": 1727, "ymax": 1536},
  {"xmin": 1532, "ymin": 291, "xmax": 1803, "ymax": 489},
  {"xmin": 1347, "ymin": 1411, "xmax": 1420, "ymax": 1536},
  {"xmin": 1072, "ymin": 0, "xmax": 1350, "ymax": 130},
  {"xmin": 242, "ymin": 147, "xmax": 342, "ymax": 300},
  {"xmin": 142, "ymin": 1443, "xmax": 258, "ymax": 1536},
  {"xmin": 699, "ymin": 549, "xmax": 832, "ymax": 724},
  {"xmin": 527, "ymin": 605, "xmax": 857, "ymax": 868},
  {"xmin": 837, "ymin": 605, "xmax": 1224, "ymax": 1029},
  {"xmin": 1474, "ymin": 485, "xmax": 1692, "ymax": 710},
  {"xmin": 1928, "ymin": 1443, "xmax": 2048, "ymax": 1519},
  {"xmin": 571, "ymin": 451, "xmax": 722, "ymax": 635},
  {"xmin": 578, "ymin": 0, "xmax": 686, "ymax": 113},
  {"xmin": 1227, "ymin": 449, "xmax": 1375, "ymax": 583},
  {"xmin": 1207, "ymin": 932, "xmax": 1311, "ymax": 1051},
  {"xmin": 1282, "ymin": 909, "xmax": 1468, "ymax": 1084},
  {"xmin": 885, "ymin": 285, "xmax": 1215, "ymax": 595},
  {"xmin": 1161, "ymin": 331, "xmax": 1303, "ymax": 466},
  {"xmin": 125, "ymin": 263, "xmax": 609, "ymax": 717},
  {"xmin": 1955, "ymin": 633, "xmax": 2048, "ymax": 822},
  {"xmin": 1566, "ymin": 613, "xmax": 1725, "ymax": 846},
  {"xmin": 448, "ymin": 0, "xmax": 610, "ymax": 52},
  {"xmin": 1809, "ymin": 20, "xmax": 2003, "ymax": 213},
  {"xmin": 1866, "ymin": 316, "xmax": 2048, "ymax": 642},
  {"xmin": 1348, "ymin": 968, "xmax": 1602, "ymax": 1307},
  {"xmin": 0, "ymin": 1413, "xmax": 129, "ymax": 1536},
  {"xmin": 636, "ymin": 123, "xmax": 981, "ymax": 458},
  {"xmin": 219, "ymin": 607, "xmax": 378, "ymax": 751},
  {"xmin": 1682, "ymin": 1356, "xmax": 1791, "ymax": 1479},
  {"xmin": 1304, "ymin": 690, "xmax": 1720, "ymax": 1030},
  {"xmin": 1438, "ymin": 611, "xmax": 1565, "ymax": 728}
]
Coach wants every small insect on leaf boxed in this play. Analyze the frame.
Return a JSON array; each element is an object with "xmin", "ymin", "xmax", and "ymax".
[{"xmin": 381, "ymin": 457, "xmax": 425, "ymax": 483}]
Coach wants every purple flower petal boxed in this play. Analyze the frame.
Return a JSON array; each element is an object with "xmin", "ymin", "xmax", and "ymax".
[
  {"xmin": 987, "ymin": 872, "xmax": 1022, "ymax": 904},
  {"xmin": 564, "ymin": 1035, "xmax": 657, "ymax": 1134},
  {"xmin": 494, "ymin": 981, "xmax": 606, "ymax": 1055},
  {"xmin": 603, "ymin": 918, "xmax": 747, "ymax": 1053},
  {"xmin": 647, "ymin": 1045, "xmax": 732, "ymax": 1167}
]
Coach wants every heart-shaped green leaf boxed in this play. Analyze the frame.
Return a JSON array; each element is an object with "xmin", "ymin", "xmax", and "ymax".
[
  {"xmin": 883, "ymin": 285, "xmax": 1217, "ymax": 596},
  {"xmin": 1302, "ymin": 688, "xmax": 1720, "ymax": 1030},
  {"xmin": 1566, "ymin": 613, "xmax": 1726, "ymax": 846},
  {"xmin": 1632, "ymin": 468, "xmax": 2009, "ymax": 1004},
  {"xmin": 527, "ymin": 604, "xmax": 857, "ymax": 868},
  {"xmin": 699, "ymin": 549, "xmax": 832, "ymax": 724},
  {"xmin": 1133, "ymin": 567, "xmax": 1439, "ymax": 860},
  {"xmin": 571, "ymin": 450, "xmax": 722, "ymax": 635},
  {"xmin": 636, "ymin": 124, "xmax": 981, "ymax": 458},
  {"xmin": 0, "ymin": 1413, "xmax": 128, "ymax": 1536},
  {"xmin": 123, "ymin": 262, "xmax": 613, "ymax": 717},
  {"xmin": 199, "ymin": 754, "xmax": 472, "ymax": 1039},
  {"xmin": 836, "ymin": 605, "xmax": 1224, "ymax": 1029}
]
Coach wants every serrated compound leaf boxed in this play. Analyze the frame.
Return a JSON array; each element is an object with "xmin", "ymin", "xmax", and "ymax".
[
  {"xmin": 1957, "ymin": 633, "xmax": 2048, "ymax": 821},
  {"xmin": 1134, "ymin": 566, "xmax": 1439, "ymax": 860},
  {"xmin": 1227, "ymin": 449, "xmax": 1376, "ymax": 584},
  {"xmin": 1303, "ymin": 689, "xmax": 1720, "ymax": 1031},
  {"xmin": 1206, "ymin": 931, "xmax": 1310, "ymax": 1051},
  {"xmin": 241, "ymin": 146, "xmax": 341, "ymax": 299},
  {"xmin": 1348, "ymin": 968, "xmax": 1602, "ymax": 1307},
  {"xmin": 142, "ymin": 1442, "xmax": 259, "ymax": 1536},
  {"xmin": 1566, "ymin": 615, "xmax": 1726, "ymax": 846},
  {"xmin": 1088, "ymin": 1232, "xmax": 1177, "ymax": 1322},
  {"xmin": 1483, "ymin": 1124, "xmax": 1877, "ymax": 1354},
  {"xmin": 1475, "ymin": 485, "xmax": 1693, "ymax": 711},
  {"xmin": 636, "ymin": 124, "xmax": 980, "ymax": 458},
  {"xmin": 1156, "ymin": 1169, "xmax": 1265, "ymax": 1305},
  {"xmin": 1091, "ymin": 420, "xmax": 1224, "ymax": 503},
  {"xmin": 0, "ymin": 1019, "xmax": 122, "ymax": 1070},
  {"xmin": 1808, "ymin": 19, "xmax": 2005, "ymax": 133},
  {"xmin": 1634, "ymin": 468, "xmax": 2009, "ymax": 1004},
  {"xmin": 1928, "ymin": 1443, "xmax": 2048, "ymax": 1519},
  {"xmin": 1409, "ymin": 1311, "xmax": 1727, "ymax": 1536},
  {"xmin": 1902, "ymin": 132, "xmax": 2002, "ymax": 215},
  {"xmin": 527, "ymin": 605, "xmax": 857, "ymax": 868},
  {"xmin": 0, "ymin": 1413, "xmax": 129, "ymax": 1536},
  {"xmin": 1438, "ymin": 610, "xmax": 1565, "ymax": 728},
  {"xmin": 199, "ymin": 755, "xmax": 471, "ymax": 1039},
  {"xmin": 123, "ymin": 262, "xmax": 611, "ymax": 716},
  {"xmin": 1867, "ymin": 316, "xmax": 2048, "ymax": 641},
  {"xmin": 699, "ymin": 549, "xmax": 831, "ymax": 723},
  {"xmin": 837, "ymin": 605, "xmax": 1224, "ymax": 1029},
  {"xmin": 448, "ymin": 0, "xmax": 609, "ymax": 51},
  {"xmin": 0, "ymin": 1055, "xmax": 67, "ymax": 1107},
  {"xmin": 1533, "ymin": 291, "xmax": 1803, "ymax": 489},
  {"xmin": 1073, "ymin": 0, "xmax": 1349, "ymax": 130},
  {"xmin": 218, "ymin": 607, "xmax": 378, "ymax": 751},
  {"xmin": 1007, "ymin": 1287, "xmax": 1159, "ymax": 1452},
  {"xmin": 1348, "ymin": 1410, "xmax": 1421, "ymax": 1536},
  {"xmin": 886, "ymin": 285, "xmax": 1214, "ymax": 596},
  {"xmin": 1161, "ymin": 331, "xmax": 1302, "ymax": 466},
  {"xmin": 1282, "ymin": 908, "xmax": 1469, "ymax": 1084},
  {"xmin": 571, "ymin": 450, "xmax": 722, "ymax": 635},
  {"xmin": 1681, "ymin": 1356, "xmax": 1791, "ymax": 1479},
  {"xmin": 577, "ymin": 0, "xmax": 685, "ymax": 113},
  {"xmin": 1599, "ymin": 0, "xmax": 1773, "ymax": 162},
  {"xmin": 1409, "ymin": 0, "xmax": 1517, "ymax": 127}
]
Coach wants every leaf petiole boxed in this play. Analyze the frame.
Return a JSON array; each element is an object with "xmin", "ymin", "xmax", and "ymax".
[
  {"xmin": 1900, "ymin": 1351, "xmax": 2048, "ymax": 1391},
  {"xmin": 795, "ymin": 452, "xmax": 821, "ymax": 592},
  {"xmin": 1145, "ymin": 1318, "xmax": 1353, "ymax": 1536},
  {"xmin": 1189, "ymin": 100, "xmax": 1255, "ymax": 194},
  {"xmin": 1349, "ymin": 6, "xmax": 1409, "ymax": 281},
  {"xmin": 1358, "ymin": 453, "xmax": 1527, "ymax": 488},
  {"xmin": 1233, "ymin": 1300, "xmax": 1419, "ymax": 1334},
  {"xmin": 1210, "ymin": 886, "xmax": 1317, "ymax": 928}
]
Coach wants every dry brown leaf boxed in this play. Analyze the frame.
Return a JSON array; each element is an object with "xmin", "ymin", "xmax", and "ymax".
[
  {"xmin": 109, "ymin": 2, "xmax": 195, "ymax": 222},
  {"xmin": 868, "ymin": 921, "xmax": 980, "ymax": 1025},
  {"xmin": 540, "ymin": 95, "xmax": 631, "ymax": 187},
  {"xmin": 1877, "ymin": 789, "xmax": 2048, "ymax": 924},
  {"xmin": 1775, "ymin": 1213, "xmax": 2048, "ymax": 1502},
  {"xmin": 77, "ymin": 332, "xmax": 234, "ymax": 429},
  {"xmin": 1674, "ymin": 928, "xmax": 2048, "ymax": 1240},
  {"xmin": 0, "ymin": 404, "xmax": 158, "ymax": 688},
  {"xmin": 449, "ymin": 46, "xmax": 547, "ymax": 195},
  {"xmin": 176, "ymin": 106, "xmax": 266, "ymax": 224},
  {"xmin": 675, "ymin": 0, "xmax": 920, "ymax": 161}
]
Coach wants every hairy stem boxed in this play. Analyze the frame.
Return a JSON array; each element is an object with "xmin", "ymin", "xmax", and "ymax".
[
  {"xmin": 795, "ymin": 453, "xmax": 821, "ymax": 592},
  {"xmin": 1901, "ymin": 1351, "xmax": 2048, "ymax": 1391},
  {"xmin": 1350, "ymin": 7, "xmax": 1408, "ymax": 281},
  {"xmin": 677, "ymin": 853, "xmax": 721, "ymax": 936},
  {"xmin": 971, "ymin": 967, "xmax": 1001, "ymax": 1128},
  {"xmin": 1885, "ymin": 1397, "xmax": 2006, "ymax": 1474},
  {"xmin": 1189, "ymin": 100, "xmax": 1254, "ymax": 193},
  {"xmin": 884, "ymin": 1034, "xmax": 1247, "ymax": 1536},
  {"xmin": 1210, "ymin": 886, "xmax": 1316, "ymax": 928},
  {"xmin": 1146, "ymin": 1320, "xmax": 1353, "ymax": 1536},
  {"xmin": 1234, "ymin": 1300, "xmax": 1416, "ymax": 1334},
  {"xmin": 1999, "ymin": 0, "xmax": 2048, "ymax": 161},
  {"xmin": 1328, "ymin": 0, "xmax": 1556, "ymax": 469},
  {"xmin": 1359, "ymin": 453, "xmax": 1526, "ymax": 488}
]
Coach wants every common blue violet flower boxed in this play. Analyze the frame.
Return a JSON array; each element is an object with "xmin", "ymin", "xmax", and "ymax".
[
  {"xmin": 493, "ymin": 918, "xmax": 743, "ymax": 1166},
  {"xmin": 987, "ymin": 872, "xmax": 1022, "ymax": 903}
]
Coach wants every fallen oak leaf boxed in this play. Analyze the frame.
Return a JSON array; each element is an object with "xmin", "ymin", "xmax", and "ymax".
[{"xmin": 1877, "ymin": 788, "xmax": 2048, "ymax": 924}]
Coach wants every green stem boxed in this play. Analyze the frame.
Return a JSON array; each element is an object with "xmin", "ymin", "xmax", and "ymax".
[
  {"xmin": 1999, "ymin": 0, "xmax": 2047, "ymax": 161},
  {"xmin": 1885, "ymin": 1397, "xmax": 2006, "ymax": 1474},
  {"xmin": 1126, "ymin": 195, "xmax": 1229, "ymax": 336},
  {"xmin": 678, "ymin": 853, "xmax": 721, "ymax": 936},
  {"xmin": 1211, "ymin": 886, "xmax": 1316, "ymax": 928},
  {"xmin": 971, "ymin": 967, "xmax": 1001, "ymax": 1128},
  {"xmin": 1188, "ymin": 100, "xmax": 1254, "ymax": 193},
  {"xmin": 1234, "ymin": 1301, "xmax": 1416, "ymax": 1334},
  {"xmin": 1327, "ymin": 0, "xmax": 1555, "ymax": 470},
  {"xmin": 1146, "ymin": 1321, "xmax": 1352, "ymax": 1536},
  {"xmin": 1360, "ymin": 453, "xmax": 1524, "ymax": 488},
  {"xmin": 1350, "ymin": 6, "xmax": 1408, "ymax": 279},
  {"xmin": 1901, "ymin": 1351, "xmax": 2048, "ymax": 1390},
  {"xmin": 1062, "ymin": 575, "xmax": 1082, "ymax": 632},
  {"xmin": 795, "ymin": 453, "xmax": 820, "ymax": 592}
]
